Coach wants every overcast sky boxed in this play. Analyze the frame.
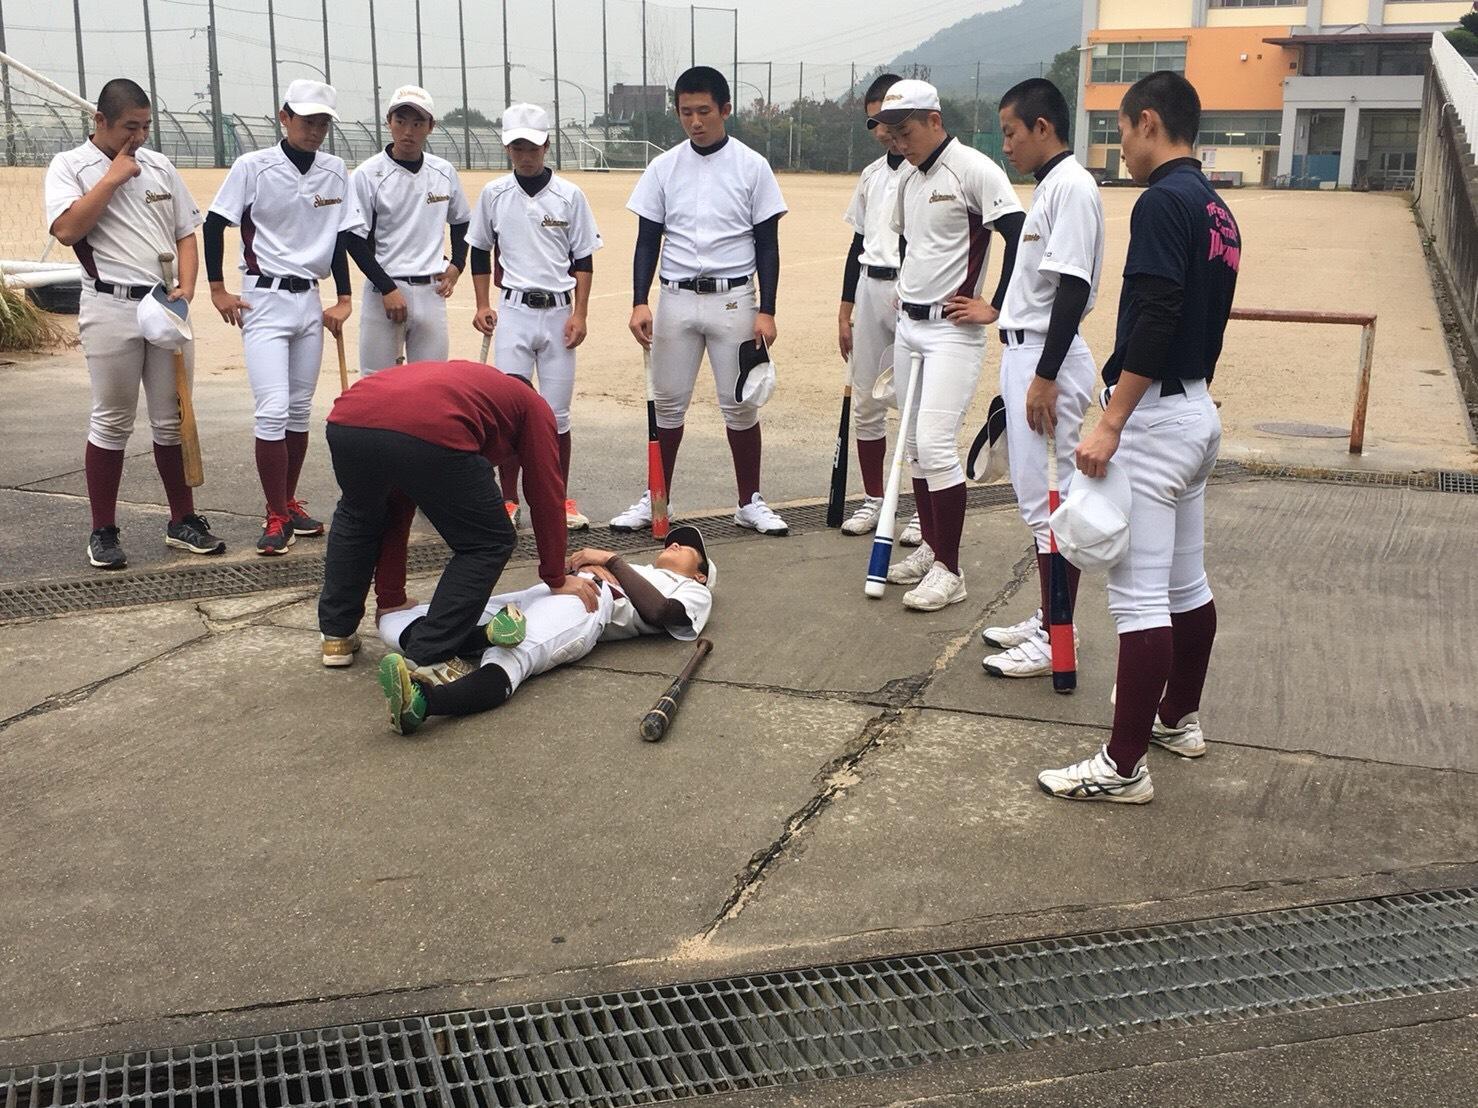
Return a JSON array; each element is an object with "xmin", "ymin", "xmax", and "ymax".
[{"xmin": 0, "ymin": 0, "xmax": 1016, "ymax": 123}]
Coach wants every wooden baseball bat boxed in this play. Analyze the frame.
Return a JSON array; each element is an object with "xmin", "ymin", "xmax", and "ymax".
[
  {"xmin": 645, "ymin": 347, "xmax": 670, "ymax": 540},
  {"xmin": 639, "ymin": 638, "xmax": 712, "ymax": 742},
  {"xmin": 825, "ymin": 354, "xmax": 853, "ymax": 528},
  {"xmin": 864, "ymin": 352, "xmax": 922, "ymax": 598},
  {"xmin": 335, "ymin": 330, "xmax": 349, "ymax": 393},
  {"xmin": 1046, "ymin": 432, "xmax": 1077, "ymax": 694},
  {"xmin": 158, "ymin": 252, "xmax": 204, "ymax": 488}
]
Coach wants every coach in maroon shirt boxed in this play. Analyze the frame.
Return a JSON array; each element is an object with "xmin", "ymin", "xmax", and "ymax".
[{"xmin": 318, "ymin": 361, "xmax": 597, "ymax": 666}]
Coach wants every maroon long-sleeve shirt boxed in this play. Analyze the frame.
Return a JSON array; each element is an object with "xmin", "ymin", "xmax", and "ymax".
[{"xmin": 328, "ymin": 360, "xmax": 567, "ymax": 586}]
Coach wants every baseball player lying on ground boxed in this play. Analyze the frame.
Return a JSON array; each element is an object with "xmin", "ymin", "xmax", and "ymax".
[{"xmin": 375, "ymin": 526, "xmax": 715, "ymax": 735}]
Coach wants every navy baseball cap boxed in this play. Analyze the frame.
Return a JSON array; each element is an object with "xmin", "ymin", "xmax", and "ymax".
[{"xmin": 665, "ymin": 524, "xmax": 716, "ymax": 588}]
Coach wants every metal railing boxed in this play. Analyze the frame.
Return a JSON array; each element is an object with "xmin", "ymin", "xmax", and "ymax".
[{"xmin": 1430, "ymin": 32, "xmax": 1478, "ymax": 167}]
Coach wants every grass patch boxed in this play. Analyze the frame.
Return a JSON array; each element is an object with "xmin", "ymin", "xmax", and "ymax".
[{"xmin": 0, "ymin": 280, "xmax": 69, "ymax": 352}]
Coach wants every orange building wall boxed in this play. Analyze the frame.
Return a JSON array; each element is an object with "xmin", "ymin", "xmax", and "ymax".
[{"xmin": 1084, "ymin": 26, "xmax": 1297, "ymax": 113}]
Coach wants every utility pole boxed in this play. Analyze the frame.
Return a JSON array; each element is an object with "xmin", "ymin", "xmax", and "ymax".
[
  {"xmin": 267, "ymin": 0, "xmax": 281, "ymax": 139},
  {"xmin": 602, "ymin": 0, "xmax": 609, "ymax": 142},
  {"xmin": 795, "ymin": 61, "xmax": 803, "ymax": 169},
  {"xmin": 640, "ymin": 0, "xmax": 648, "ymax": 146},
  {"xmin": 369, "ymin": 0, "xmax": 382, "ymax": 146},
  {"xmin": 0, "ymin": 3, "xmax": 16, "ymax": 166},
  {"xmin": 847, "ymin": 63, "xmax": 856, "ymax": 171},
  {"xmin": 502, "ymin": 0, "xmax": 512, "ymax": 109},
  {"xmin": 457, "ymin": 0, "xmax": 471, "ymax": 169},
  {"xmin": 142, "ymin": 0, "xmax": 162, "ymax": 148},
  {"xmin": 552, "ymin": 0, "xmax": 562, "ymax": 170},
  {"xmin": 206, "ymin": 0, "xmax": 224, "ymax": 167},
  {"xmin": 321, "ymin": 0, "xmax": 334, "ymax": 154},
  {"xmin": 415, "ymin": 0, "xmax": 424, "ymax": 88},
  {"xmin": 70, "ymin": 0, "xmax": 86, "ymax": 101},
  {"xmin": 732, "ymin": 12, "xmax": 738, "ymax": 117},
  {"xmin": 766, "ymin": 61, "xmax": 772, "ymax": 111},
  {"xmin": 690, "ymin": 5, "xmax": 695, "ymax": 68},
  {"xmin": 972, "ymin": 60, "xmax": 980, "ymax": 140}
]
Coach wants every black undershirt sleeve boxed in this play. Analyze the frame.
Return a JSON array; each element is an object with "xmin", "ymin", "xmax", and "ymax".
[
  {"xmin": 330, "ymin": 235, "xmax": 351, "ymax": 297},
  {"xmin": 633, "ymin": 217, "xmax": 664, "ymax": 307},
  {"xmin": 606, "ymin": 557, "xmax": 691, "ymax": 631},
  {"xmin": 753, "ymin": 213, "xmax": 781, "ymax": 316},
  {"xmin": 570, "ymin": 254, "xmax": 593, "ymax": 274},
  {"xmin": 1033, "ymin": 274, "xmax": 1092, "ymax": 382},
  {"xmin": 340, "ymin": 231, "xmax": 396, "ymax": 295},
  {"xmin": 203, "ymin": 211, "xmax": 229, "ymax": 283},
  {"xmin": 841, "ymin": 232, "xmax": 865, "ymax": 304},
  {"xmin": 449, "ymin": 222, "xmax": 469, "ymax": 271},
  {"xmin": 470, "ymin": 245, "xmax": 492, "ymax": 277},
  {"xmin": 422, "ymin": 664, "xmax": 514, "ymax": 716},
  {"xmin": 1121, "ymin": 274, "xmax": 1184, "ymax": 382},
  {"xmin": 989, "ymin": 209, "xmax": 1025, "ymax": 311},
  {"xmin": 898, "ymin": 234, "xmax": 907, "ymax": 266}
]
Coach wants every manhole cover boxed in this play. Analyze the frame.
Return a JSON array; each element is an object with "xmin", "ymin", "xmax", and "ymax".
[{"xmin": 1254, "ymin": 421, "xmax": 1349, "ymax": 438}]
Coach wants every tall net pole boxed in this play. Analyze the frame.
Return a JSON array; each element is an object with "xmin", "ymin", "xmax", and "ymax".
[
  {"xmin": 552, "ymin": 0, "xmax": 562, "ymax": 170},
  {"xmin": 0, "ymin": 2, "xmax": 14, "ymax": 167},
  {"xmin": 501, "ymin": 0, "xmax": 511, "ymax": 110},
  {"xmin": 321, "ymin": 0, "xmax": 334, "ymax": 154},
  {"xmin": 267, "ymin": 0, "xmax": 281, "ymax": 139},
  {"xmin": 602, "ymin": 0, "xmax": 609, "ymax": 143},
  {"xmin": 71, "ymin": 0, "xmax": 87, "ymax": 134},
  {"xmin": 142, "ymin": 0, "xmax": 162, "ymax": 150},
  {"xmin": 457, "ymin": 0, "xmax": 471, "ymax": 169},
  {"xmin": 207, "ymin": 0, "xmax": 224, "ymax": 167},
  {"xmin": 415, "ymin": 0, "xmax": 424, "ymax": 89},
  {"xmin": 369, "ymin": 0, "xmax": 382, "ymax": 147}
]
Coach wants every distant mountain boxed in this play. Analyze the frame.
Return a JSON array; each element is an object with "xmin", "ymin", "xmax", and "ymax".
[{"xmin": 885, "ymin": 0, "xmax": 1081, "ymax": 101}]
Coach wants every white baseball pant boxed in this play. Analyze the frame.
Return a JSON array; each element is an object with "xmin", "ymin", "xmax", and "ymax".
[
  {"xmin": 378, "ymin": 575, "xmax": 613, "ymax": 694},
  {"xmin": 1105, "ymin": 379, "xmax": 1221, "ymax": 634},
  {"xmin": 494, "ymin": 296, "xmax": 576, "ymax": 434},
  {"xmin": 241, "ymin": 286, "xmax": 324, "ymax": 439},
  {"xmin": 850, "ymin": 274, "xmax": 896, "ymax": 441},
  {"xmin": 652, "ymin": 283, "xmax": 759, "ymax": 431},
  {"xmin": 892, "ymin": 313, "xmax": 987, "ymax": 491},
  {"xmin": 359, "ymin": 282, "xmax": 449, "ymax": 375},
  {"xmin": 1000, "ymin": 332, "xmax": 1097, "ymax": 552},
  {"xmin": 79, "ymin": 287, "xmax": 192, "ymax": 451}
]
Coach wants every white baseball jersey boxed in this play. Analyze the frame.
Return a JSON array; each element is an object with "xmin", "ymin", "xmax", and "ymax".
[
  {"xmin": 601, "ymin": 563, "xmax": 713, "ymax": 642},
  {"xmin": 342, "ymin": 149, "xmax": 471, "ymax": 276},
  {"xmin": 999, "ymin": 154, "xmax": 1104, "ymax": 333},
  {"xmin": 465, "ymin": 173, "xmax": 601, "ymax": 293},
  {"xmin": 892, "ymin": 137, "xmax": 1022, "ymax": 305},
  {"xmin": 44, "ymin": 142, "xmax": 201, "ymax": 287},
  {"xmin": 209, "ymin": 144, "xmax": 350, "ymax": 279},
  {"xmin": 627, "ymin": 137, "xmax": 786, "ymax": 280},
  {"xmin": 844, "ymin": 153, "xmax": 906, "ymax": 269}
]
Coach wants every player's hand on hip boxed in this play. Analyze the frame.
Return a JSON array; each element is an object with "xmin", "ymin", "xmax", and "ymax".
[
  {"xmin": 473, "ymin": 306, "xmax": 498, "ymax": 336},
  {"xmin": 211, "ymin": 288, "xmax": 249, "ymax": 327},
  {"xmin": 754, "ymin": 312, "xmax": 778, "ymax": 349},
  {"xmin": 435, "ymin": 265, "xmax": 461, "ymax": 298},
  {"xmin": 322, "ymin": 297, "xmax": 352, "ymax": 338},
  {"xmin": 944, "ymin": 296, "xmax": 996, "ymax": 326},
  {"xmin": 1025, "ymin": 376, "xmax": 1058, "ymax": 436},
  {"xmin": 563, "ymin": 312, "xmax": 588, "ymax": 350},
  {"xmin": 1075, "ymin": 422, "xmax": 1121, "ymax": 480},
  {"xmin": 381, "ymin": 288, "xmax": 409, "ymax": 323},
  {"xmin": 552, "ymin": 575, "xmax": 600, "ymax": 613},
  {"xmin": 629, "ymin": 304, "xmax": 654, "ymax": 349},
  {"xmin": 837, "ymin": 309, "xmax": 853, "ymax": 360}
]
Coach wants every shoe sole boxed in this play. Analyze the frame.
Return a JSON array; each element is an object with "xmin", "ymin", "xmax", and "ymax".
[
  {"xmin": 256, "ymin": 532, "xmax": 298, "ymax": 556},
  {"xmin": 292, "ymin": 527, "xmax": 325, "ymax": 537},
  {"xmin": 1037, "ymin": 780, "xmax": 1155, "ymax": 804},
  {"xmin": 886, "ymin": 573, "xmax": 926, "ymax": 586},
  {"xmin": 840, "ymin": 525, "xmax": 875, "ymax": 535},
  {"xmin": 982, "ymin": 661, "xmax": 1052, "ymax": 678},
  {"xmin": 377, "ymin": 655, "xmax": 413, "ymax": 735},
  {"xmin": 1151, "ymin": 735, "xmax": 1207, "ymax": 759},
  {"xmin": 322, "ymin": 652, "xmax": 358, "ymax": 668},
  {"xmin": 899, "ymin": 536, "xmax": 923, "ymax": 547},
  {"xmin": 566, "ymin": 519, "xmax": 590, "ymax": 530},
  {"xmin": 88, "ymin": 553, "xmax": 127, "ymax": 569},
  {"xmin": 609, "ymin": 521, "xmax": 651, "ymax": 532},
  {"xmin": 165, "ymin": 537, "xmax": 226, "ymax": 555},
  {"xmin": 982, "ymin": 631, "xmax": 1038, "ymax": 649},
  {"xmin": 904, "ymin": 589, "xmax": 967, "ymax": 612}
]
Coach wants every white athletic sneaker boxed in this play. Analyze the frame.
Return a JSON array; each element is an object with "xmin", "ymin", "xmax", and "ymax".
[
  {"xmin": 903, "ymin": 563, "xmax": 967, "ymax": 611},
  {"xmin": 1151, "ymin": 711, "xmax": 1207, "ymax": 758},
  {"xmin": 983, "ymin": 630, "xmax": 1051, "ymax": 678},
  {"xmin": 610, "ymin": 491, "xmax": 653, "ymax": 532},
  {"xmin": 1037, "ymin": 747, "xmax": 1154, "ymax": 804},
  {"xmin": 983, "ymin": 609, "xmax": 1043, "ymax": 649},
  {"xmin": 734, "ymin": 493, "xmax": 789, "ymax": 536},
  {"xmin": 899, "ymin": 512, "xmax": 923, "ymax": 546},
  {"xmin": 841, "ymin": 496, "xmax": 884, "ymax": 535},
  {"xmin": 886, "ymin": 541, "xmax": 935, "ymax": 584}
]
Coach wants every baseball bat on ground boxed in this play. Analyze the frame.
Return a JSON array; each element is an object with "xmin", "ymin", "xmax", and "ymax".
[
  {"xmin": 335, "ymin": 330, "xmax": 349, "ymax": 393},
  {"xmin": 645, "ymin": 347, "xmax": 670, "ymax": 540},
  {"xmin": 157, "ymin": 252, "xmax": 204, "ymax": 487},
  {"xmin": 865, "ymin": 352, "xmax": 922, "ymax": 598},
  {"xmin": 825, "ymin": 354, "xmax": 853, "ymax": 528},
  {"xmin": 639, "ymin": 638, "xmax": 712, "ymax": 742},
  {"xmin": 1046, "ymin": 432, "xmax": 1077, "ymax": 693}
]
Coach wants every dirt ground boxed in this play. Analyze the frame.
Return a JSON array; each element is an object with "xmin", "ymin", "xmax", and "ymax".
[{"xmin": 3, "ymin": 166, "xmax": 1473, "ymax": 484}]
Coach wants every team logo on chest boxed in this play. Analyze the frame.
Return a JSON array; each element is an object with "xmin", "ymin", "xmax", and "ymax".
[
  {"xmin": 928, "ymin": 190, "xmax": 957, "ymax": 203},
  {"xmin": 540, "ymin": 214, "xmax": 569, "ymax": 229},
  {"xmin": 426, "ymin": 192, "xmax": 450, "ymax": 205},
  {"xmin": 143, "ymin": 189, "xmax": 173, "ymax": 205},
  {"xmin": 313, "ymin": 194, "xmax": 343, "ymax": 208},
  {"xmin": 1022, "ymin": 232, "xmax": 1042, "ymax": 242}
]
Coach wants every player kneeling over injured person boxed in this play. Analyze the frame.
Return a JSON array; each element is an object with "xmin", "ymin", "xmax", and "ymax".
[{"xmin": 375, "ymin": 526, "xmax": 715, "ymax": 734}]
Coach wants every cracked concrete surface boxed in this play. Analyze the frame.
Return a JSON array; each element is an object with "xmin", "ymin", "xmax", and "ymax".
[{"xmin": 2, "ymin": 479, "xmax": 1476, "ymax": 1090}]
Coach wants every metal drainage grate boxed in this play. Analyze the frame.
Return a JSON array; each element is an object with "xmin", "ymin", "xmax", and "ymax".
[
  {"xmin": 4, "ymin": 887, "xmax": 1476, "ymax": 1107},
  {"xmin": 1438, "ymin": 469, "xmax": 1478, "ymax": 495},
  {"xmin": 1234, "ymin": 461, "xmax": 1442, "ymax": 491}
]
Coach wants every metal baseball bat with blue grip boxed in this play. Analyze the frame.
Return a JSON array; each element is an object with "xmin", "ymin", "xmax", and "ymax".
[{"xmin": 864, "ymin": 352, "xmax": 922, "ymax": 598}]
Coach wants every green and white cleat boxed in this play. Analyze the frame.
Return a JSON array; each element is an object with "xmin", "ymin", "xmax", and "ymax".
[
  {"xmin": 485, "ymin": 603, "xmax": 527, "ymax": 647},
  {"xmin": 378, "ymin": 653, "xmax": 428, "ymax": 736}
]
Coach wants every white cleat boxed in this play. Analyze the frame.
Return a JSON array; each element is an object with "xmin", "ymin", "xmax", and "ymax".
[
  {"xmin": 840, "ymin": 495, "xmax": 884, "ymax": 535},
  {"xmin": 899, "ymin": 512, "xmax": 923, "ymax": 546},
  {"xmin": 610, "ymin": 491, "xmax": 654, "ymax": 532},
  {"xmin": 1038, "ymin": 747, "xmax": 1154, "ymax": 804},
  {"xmin": 983, "ymin": 609, "xmax": 1043, "ymax": 649},
  {"xmin": 734, "ymin": 493, "xmax": 789, "ymax": 536},
  {"xmin": 1151, "ymin": 711, "xmax": 1207, "ymax": 758},
  {"xmin": 983, "ymin": 630, "xmax": 1051, "ymax": 678},
  {"xmin": 886, "ymin": 541, "xmax": 935, "ymax": 585},
  {"xmin": 903, "ymin": 562, "xmax": 967, "ymax": 611}
]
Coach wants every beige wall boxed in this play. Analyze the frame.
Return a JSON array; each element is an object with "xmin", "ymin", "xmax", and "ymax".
[
  {"xmin": 1207, "ymin": 5, "xmax": 1307, "ymax": 28},
  {"xmin": 1383, "ymin": 1, "xmax": 1472, "ymax": 26},
  {"xmin": 1098, "ymin": 0, "xmax": 1196, "ymax": 31},
  {"xmin": 1323, "ymin": 0, "xmax": 1369, "ymax": 24},
  {"xmin": 1197, "ymin": 145, "xmax": 1270, "ymax": 183}
]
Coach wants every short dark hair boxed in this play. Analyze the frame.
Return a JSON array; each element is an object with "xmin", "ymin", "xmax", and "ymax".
[
  {"xmin": 97, "ymin": 78, "xmax": 150, "ymax": 124},
  {"xmin": 1120, "ymin": 70, "xmax": 1201, "ymax": 146},
  {"xmin": 863, "ymin": 73, "xmax": 902, "ymax": 108},
  {"xmin": 673, "ymin": 66, "xmax": 730, "ymax": 109},
  {"xmin": 999, "ymin": 78, "xmax": 1070, "ymax": 143}
]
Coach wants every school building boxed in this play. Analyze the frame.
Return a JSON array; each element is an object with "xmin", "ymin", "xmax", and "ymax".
[{"xmin": 1073, "ymin": 1, "xmax": 1475, "ymax": 188}]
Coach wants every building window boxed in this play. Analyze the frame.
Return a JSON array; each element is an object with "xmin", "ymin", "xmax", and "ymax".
[
  {"xmin": 1090, "ymin": 41, "xmax": 1187, "ymax": 84},
  {"xmin": 1198, "ymin": 112, "xmax": 1281, "ymax": 146},
  {"xmin": 1210, "ymin": 1, "xmax": 1302, "ymax": 7},
  {"xmin": 1306, "ymin": 42, "xmax": 1427, "ymax": 78},
  {"xmin": 1088, "ymin": 112, "xmax": 1120, "ymax": 144}
]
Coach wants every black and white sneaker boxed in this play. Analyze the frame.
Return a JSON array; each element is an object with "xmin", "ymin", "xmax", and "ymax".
[
  {"xmin": 256, "ymin": 512, "xmax": 296, "ymax": 556},
  {"xmin": 88, "ymin": 525, "xmax": 128, "ymax": 570},
  {"xmin": 166, "ymin": 513, "xmax": 226, "ymax": 555}
]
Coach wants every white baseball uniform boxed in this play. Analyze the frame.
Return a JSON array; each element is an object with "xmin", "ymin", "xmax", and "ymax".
[
  {"xmin": 627, "ymin": 137, "xmax": 786, "ymax": 431},
  {"xmin": 466, "ymin": 172, "xmax": 601, "ymax": 434},
  {"xmin": 45, "ymin": 142, "xmax": 201, "ymax": 451},
  {"xmin": 209, "ymin": 144, "xmax": 350, "ymax": 439},
  {"xmin": 344, "ymin": 148, "xmax": 471, "ymax": 374},
  {"xmin": 998, "ymin": 153, "xmax": 1105, "ymax": 551},
  {"xmin": 843, "ymin": 152, "xmax": 906, "ymax": 441},
  {"xmin": 890, "ymin": 138, "xmax": 1022, "ymax": 490}
]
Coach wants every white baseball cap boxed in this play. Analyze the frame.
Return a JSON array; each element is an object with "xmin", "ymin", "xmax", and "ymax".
[
  {"xmin": 1049, "ymin": 460, "xmax": 1134, "ymax": 573},
  {"xmin": 501, "ymin": 103, "xmax": 550, "ymax": 146},
  {"xmin": 387, "ymin": 85, "xmax": 435, "ymax": 120},
  {"xmin": 965, "ymin": 395, "xmax": 1009, "ymax": 483},
  {"xmin": 284, "ymin": 78, "xmax": 339, "ymax": 120},
  {"xmin": 734, "ymin": 340, "xmax": 776, "ymax": 409},
  {"xmin": 869, "ymin": 79, "xmax": 941, "ymax": 126},
  {"xmin": 137, "ymin": 285, "xmax": 192, "ymax": 351}
]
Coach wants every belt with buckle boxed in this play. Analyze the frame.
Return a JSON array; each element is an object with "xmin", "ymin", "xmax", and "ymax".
[
  {"xmin": 664, "ymin": 275, "xmax": 750, "ymax": 294},
  {"xmin": 901, "ymin": 301, "xmax": 941, "ymax": 321},
  {"xmin": 395, "ymin": 274, "xmax": 439, "ymax": 286},
  {"xmin": 1102, "ymin": 377, "xmax": 1188, "ymax": 404},
  {"xmin": 503, "ymin": 288, "xmax": 571, "ymax": 309},
  {"xmin": 254, "ymin": 275, "xmax": 317, "ymax": 293},
  {"xmin": 998, "ymin": 328, "xmax": 1027, "ymax": 346},
  {"xmin": 864, "ymin": 265, "xmax": 898, "ymax": 280},
  {"xmin": 91, "ymin": 281, "xmax": 152, "ymax": 300}
]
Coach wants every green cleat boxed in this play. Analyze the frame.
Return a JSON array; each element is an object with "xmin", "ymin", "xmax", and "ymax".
[
  {"xmin": 485, "ymin": 602, "xmax": 527, "ymax": 647},
  {"xmin": 378, "ymin": 653, "xmax": 428, "ymax": 735}
]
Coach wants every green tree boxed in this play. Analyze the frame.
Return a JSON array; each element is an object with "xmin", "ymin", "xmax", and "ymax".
[
  {"xmin": 1446, "ymin": 10, "xmax": 1478, "ymax": 55},
  {"xmin": 441, "ymin": 107, "xmax": 494, "ymax": 129}
]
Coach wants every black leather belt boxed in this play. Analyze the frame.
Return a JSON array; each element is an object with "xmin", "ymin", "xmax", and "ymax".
[
  {"xmin": 254, "ymin": 275, "xmax": 317, "ymax": 292},
  {"xmin": 864, "ymin": 265, "xmax": 898, "ymax": 280},
  {"xmin": 664, "ymin": 275, "xmax": 750, "ymax": 293},
  {"xmin": 90, "ymin": 281, "xmax": 151, "ymax": 300},
  {"xmin": 395, "ymin": 274, "xmax": 439, "ymax": 285},
  {"xmin": 1103, "ymin": 376, "xmax": 1188, "ymax": 401},
  {"xmin": 999, "ymin": 328, "xmax": 1026, "ymax": 345},
  {"xmin": 503, "ymin": 288, "xmax": 571, "ymax": 309},
  {"xmin": 901, "ymin": 301, "xmax": 938, "ymax": 321}
]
